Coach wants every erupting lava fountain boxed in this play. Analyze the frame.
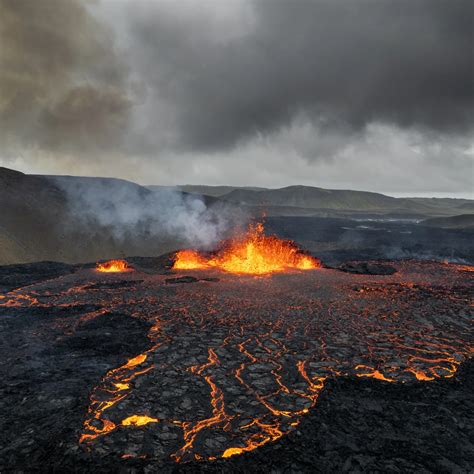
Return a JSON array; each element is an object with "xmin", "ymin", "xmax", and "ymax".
[
  {"xmin": 96, "ymin": 259, "xmax": 132, "ymax": 273},
  {"xmin": 173, "ymin": 222, "xmax": 321, "ymax": 275}
]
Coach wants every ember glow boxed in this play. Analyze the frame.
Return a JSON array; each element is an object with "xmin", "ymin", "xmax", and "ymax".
[
  {"xmin": 173, "ymin": 223, "xmax": 320, "ymax": 274},
  {"xmin": 2, "ymin": 260, "xmax": 472, "ymax": 465},
  {"xmin": 96, "ymin": 259, "xmax": 131, "ymax": 273}
]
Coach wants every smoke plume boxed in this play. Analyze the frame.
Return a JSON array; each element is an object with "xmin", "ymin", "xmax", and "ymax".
[{"xmin": 48, "ymin": 176, "xmax": 247, "ymax": 249}]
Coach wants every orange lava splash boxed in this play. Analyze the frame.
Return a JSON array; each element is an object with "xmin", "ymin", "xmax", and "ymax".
[
  {"xmin": 173, "ymin": 223, "xmax": 320, "ymax": 275},
  {"xmin": 96, "ymin": 259, "xmax": 131, "ymax": 273},
  {"xmin": 173, "ymin": 250, "xmax": 209, "ymax": 270}
]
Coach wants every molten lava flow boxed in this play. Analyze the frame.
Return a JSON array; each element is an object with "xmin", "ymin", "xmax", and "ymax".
[
  {"xmin": 16, "ymin": 258, "xmax": 466, "ymax": 463},
  {"xmin": 173, "ymin": 250, "xmax": 209, "ymax": 270},
  {"xmin": 79, "ymin": 352, "xmax": 155, "ymax": 443},
  {"xmin": 455, "ymin": 264, "xmax": 474, "ymax": 272},
  {"xmin": 121, "ymin": 415, "xmax": 159, "ymax": 426},
  {"xmin": 96, "ymin": 259, "xmax": 131, "ymax": 273},
  {"xmin": 355, "ymin": 364, "xmax": 395, "ymax": 382},
  {"xmin": 171, "ymin": 348, "xmax": 231, "ymax": 462},
  {"xmin": 173, "ymin": 223, "xmax": 320, "ymax": 275}
]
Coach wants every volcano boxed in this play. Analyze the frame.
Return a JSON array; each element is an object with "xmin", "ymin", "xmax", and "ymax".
[
  {"xmin": 1, "ymin": 254, "xmax": 472, "ymax": 472},
  {"xmin": 173, "ymin": 222, "xmax": 321, "ymax": 274}
]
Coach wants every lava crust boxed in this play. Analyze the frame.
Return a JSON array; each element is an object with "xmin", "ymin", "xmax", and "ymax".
[{"xmin": 0, "ymin": 259, "xmax": 472, "ymax": 472}]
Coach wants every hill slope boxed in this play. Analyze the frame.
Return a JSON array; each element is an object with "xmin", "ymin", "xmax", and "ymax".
[
  {"xmin": 147, "ymin": 184, "xmax": 267, "ymax": 197},
  {"xmin": 0, "ymin": 169, "xmax": 205, "ymax": 264},
  {"xmin": 0, "ymin": 168, "xmax": 69, "ymax": 264},
  {"xmin": 220, "ymin": 186, "xmax": 445, "ymax": 215},
  {"xmin": 213, "ymin": 186, "xmax": 474, "ymax": 218},
  {"xmin": 1, "ymin": 167, "xmax": 472, "ymax": 265}
]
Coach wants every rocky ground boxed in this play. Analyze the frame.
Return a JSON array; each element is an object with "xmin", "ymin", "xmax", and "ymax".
[
  {"xmin": 0, "ymin": 259, "xmax": 472, "ymax": 473},
  {"xmin": 177, "ymin": 360, "xmax": 474, "ymax": 473},
  {"xmin": 266, "ymin": 216, "xmax": 474, "ymax": 266}
]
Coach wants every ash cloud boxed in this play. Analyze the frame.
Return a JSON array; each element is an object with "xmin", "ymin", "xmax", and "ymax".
[
  {"xmin": 0, "ymin": 0, "xmax": 131, "ymax": 157},
  {"xmin": 0, "ymin": 0, "xmax": 472, "ymax": 194},
  {"xmin": 125, "ymin": 0, "xmax": 474, "ymax": 152}
]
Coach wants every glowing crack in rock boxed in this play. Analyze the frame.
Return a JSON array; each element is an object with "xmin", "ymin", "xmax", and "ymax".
[{"xmin": 2, "ymin": 261, "xmax": 472, "ymax": 463}]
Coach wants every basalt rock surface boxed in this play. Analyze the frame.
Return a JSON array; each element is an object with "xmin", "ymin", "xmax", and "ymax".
[
  {"xmin": 0, "ymin": 258, "xmax": 472, "ymax": 473},
  {"xmin": 175, "ymin": 359, "xmax": 474, "ymax": 473},
  {"xmin": 165, "ymin": 276, "xmax": 200, "ymax": 284},
  {"xmin": 0, "ymin": 260, "xmax": 77, "ymax": 292},
  {"xmin": 337, "ymin": 262, "xmax": 397, "ymax": 275}
]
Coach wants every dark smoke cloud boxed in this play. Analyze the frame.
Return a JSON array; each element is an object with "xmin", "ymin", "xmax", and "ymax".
[
  {"xmin": 0, "ymin": 0, "xmax": 472, "ymax": 195},
  {"xmin": 127, "ymin": 0, "xmax": 473, "ymax": 151},
  {"xmin": 0, "ymin": 0, "xmax": 131, "ymax": 156}
]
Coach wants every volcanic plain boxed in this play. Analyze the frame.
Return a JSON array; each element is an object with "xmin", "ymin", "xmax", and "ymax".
[{"xmin": 1, "ymin": 257, "xmax": 472, "ymax": 472}]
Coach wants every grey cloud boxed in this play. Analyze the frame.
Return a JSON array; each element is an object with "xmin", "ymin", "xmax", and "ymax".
[
  {"xmin": 0, "ymin": 0, "xmax": 472, "ymax": 195},
  {"xmin": 126, "ymin": 0, "xmax": 473, "ymax": 152},
  {"xmin": 0, "ymin": 0, "xmax": 131, "ymax": 156}
]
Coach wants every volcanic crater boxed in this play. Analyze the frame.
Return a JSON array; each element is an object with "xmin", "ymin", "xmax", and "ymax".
[{"xmin": 1, "ymin": 242, "xmax": 472, "ymax": 471}]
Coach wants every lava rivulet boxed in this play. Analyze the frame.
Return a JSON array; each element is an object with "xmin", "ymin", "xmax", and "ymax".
[
  {"xmin": 96, "ymin": 259, "xmax": 132, "ymax": 273},
  {"xmin": 173, "ymin": 223, "xmax": 320, "ymax": 274},
  {"xmin": 1, "ymin": 261, "xmax": 472, "ymax": 463}
]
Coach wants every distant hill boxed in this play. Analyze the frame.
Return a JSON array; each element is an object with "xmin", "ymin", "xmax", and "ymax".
[
  {"xmin": 0, "ymin": 167, "xmax": 68, "ymax": 264},
  {"xmin": 217, "ymin": 186, "xmax": 452, "ymax": 216},
  {"xmin": 220, "ymin": 186, "xmax": 396, "ymax": 209},
  {"xmin": 147, "ymin": 184, "xmax": 474, "ymax": 217},
  {"xmin": 47, "ymin": 176, "xmax": 218, "ymax": 206},
  {"xmin": 422, "ymin": 214, "xmax": 474, "ymax": 229},
  {"xmin": 212, "ymin": 186, "xmax": 474, "ymax": 218},
  {"xmin": 406, "ymin": 197, "xmax": 474, "ymax": 210},
  {"xmin": 1, "ymin": 166, "xmax": 473, "ymax": 265},
  {"xmin": 43, "ymin": 174, "xmax": 151, "ymax": 197},
  {"xmin": 0, "ymin": 168, "xmax": 210, "ymax": 265},
  {"xmin": 457, "ymin": 202, "xmax": 474, "ymax": 212},
  {"xmin": 147, "ymin": 184, "xmax": 267, "ymax": 197}
]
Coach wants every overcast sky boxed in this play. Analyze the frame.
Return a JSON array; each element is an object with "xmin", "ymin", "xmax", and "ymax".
[{"xmin": 0, "ymin": 0, "xmax": 473, "ymax": 196}]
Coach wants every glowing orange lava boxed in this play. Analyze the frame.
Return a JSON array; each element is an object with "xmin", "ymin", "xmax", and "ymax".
[
  {"xmin": 96, "ymin": 259, "xmax": 131, "ymax": 273},
  {"xmin": 173, "ymin": 223, "xmax": 320, "ymax": 275},
  {"xmin": 121, "ymin": 415, "xmax": 159, "ymax": 427},
  {"xmin": 455, "ymin": 264, "xmax": 474, "ymax": 272}
]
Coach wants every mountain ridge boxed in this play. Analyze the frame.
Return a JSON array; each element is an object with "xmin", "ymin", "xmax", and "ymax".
[
  {"xmin": 148, "ymin": 183, "xmax": 472, "ymax": 215},
  {"xmin": 1, "ymin": 167, "xmax": 472, "ymax": 265}
]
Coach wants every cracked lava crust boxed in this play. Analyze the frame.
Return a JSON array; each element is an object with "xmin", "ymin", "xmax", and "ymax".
[{"xmin": 1, "ymin": 260, "xmax": 472, "ymax": 464}]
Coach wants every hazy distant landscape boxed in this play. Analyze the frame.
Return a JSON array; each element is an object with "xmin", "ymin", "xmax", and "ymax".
[
  {"xmin": 1, "ymin": 1, "xmax": 473, "ymax": 471},
  {"xmin": 1, "ymin": 166, "xmax": 472, "ymax": 266},
  {"xmin": 160, "ymin": 184, "xmax": 473, "ymax": 218}
]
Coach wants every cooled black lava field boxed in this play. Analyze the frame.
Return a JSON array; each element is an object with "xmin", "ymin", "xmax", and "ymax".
[{"xmin": 1, "ymin": 259, "xmax": 473, "ymax": 473}]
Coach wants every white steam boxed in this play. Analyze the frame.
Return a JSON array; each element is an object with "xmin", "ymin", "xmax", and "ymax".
[{"xmin": 48, "ymin": 176, "xmax": 246, "ymax": 249}]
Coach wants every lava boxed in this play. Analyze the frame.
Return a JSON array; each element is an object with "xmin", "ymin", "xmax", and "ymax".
[
  {"xmin": 96, "ymin": 259, "xmax": 131, "ymax": 273},
  {"xmin": 79, "ymin": 351, "xmax": 155, "ymax": 443},
  {"xmin": 173, "ymin": 222, "xmax": 320, "ymax": 274},
  {"xmin": 2, "ymin": 260, "xmax": 472, "ymax": 464},
  {"xmin": 171, "ymin": 348, "xmax": 231, "ymax": 462},
  {"xmin": 121, "ymin": 415, "xmax": 159, "ymax": 426}
]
